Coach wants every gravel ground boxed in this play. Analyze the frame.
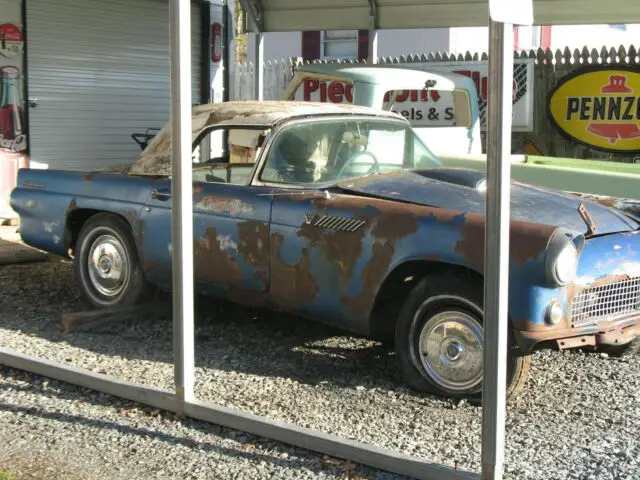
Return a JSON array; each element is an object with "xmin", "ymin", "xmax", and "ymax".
[
  {"xmin": 0, "ymin": 366, "xmax": 398, "ymax": 480},
  {"xmin": 2, "ymin": 255, "xmax": 640, "ymax": 480}
]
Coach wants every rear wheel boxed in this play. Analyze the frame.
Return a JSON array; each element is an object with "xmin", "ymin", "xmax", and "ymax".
[
  {"xmin": 395, "ymin": 273, "xmax": 531, "ymax": 401},
  {"xmin": 74, "ymin": 213, "xmax": 150, "ymax": 309}
]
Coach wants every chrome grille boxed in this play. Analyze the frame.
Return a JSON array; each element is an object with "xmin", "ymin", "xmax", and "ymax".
[{"xmin": 571, "ymin": 277, "xmax": 640, "ymax": 328}]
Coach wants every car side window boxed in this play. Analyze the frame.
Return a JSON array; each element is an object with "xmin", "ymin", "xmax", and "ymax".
[
  {"xmin": 412, "ymin": 131, "xmax": 441, "ymax": 169},
  {"xmin": 259, "ymin": 119, "xmax": 430, "ymax": 185},
  {"xmin": 192, "ymin": 127, "xmax": 265, "ymax": 186}
]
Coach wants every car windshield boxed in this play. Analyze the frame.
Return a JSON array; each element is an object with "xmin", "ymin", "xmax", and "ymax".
[{"xmin": 259, "ymin": 117, "xmax": 441, "ymax": 186}]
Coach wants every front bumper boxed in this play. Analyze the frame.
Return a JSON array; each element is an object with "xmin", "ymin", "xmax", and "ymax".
[{"xmin": 514, "ymin": 314, "xmax": 640, "ymax": 352}]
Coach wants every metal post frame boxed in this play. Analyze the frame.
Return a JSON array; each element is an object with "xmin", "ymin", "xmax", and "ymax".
[
  {"xmin": 170, "ymin": 0, "xmax": 195, "ymax": 408},
  {"xmin": 368, "ymin": 26, "xmax": 378, "ymax": 64},
  {"xmin": 368, "ymin": 0, "xmax": 378, "ymax": 64},
  {"xmin": 0, "ymin": 3, "xmax": 538, "ymax": 480},
  {"xmin": 253, "ymin": 32, "xmax": 264, "ymax": 100},
  {"xmin": 0, "ymin": 347, "xmax": 478, "ymax": 480},
  {"xmin": 481, "ymin": 20, "xmax": 515, "ymax": 480}
]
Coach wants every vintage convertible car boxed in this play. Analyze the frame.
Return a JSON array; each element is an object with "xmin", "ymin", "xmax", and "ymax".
[{"xmin": 10, "ymin": 101, "xmax": 640, "ymax": 400}]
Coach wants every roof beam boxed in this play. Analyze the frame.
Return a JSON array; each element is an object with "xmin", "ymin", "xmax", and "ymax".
[{"xmin": 256, "ymin": 0, "xmax": 640, "ymax": 31}]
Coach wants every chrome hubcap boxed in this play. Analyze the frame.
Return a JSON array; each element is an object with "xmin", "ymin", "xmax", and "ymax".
[
  {"xmin": 87, "ymin": 234, "xmax": 128, "ymax": 297},
  {"xmin": 418, "ymin": 310, "xmax": 484, "ymax": 393}
]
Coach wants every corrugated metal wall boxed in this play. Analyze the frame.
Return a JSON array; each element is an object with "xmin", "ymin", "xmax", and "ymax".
[{"xmin": 27, "ymin": 0, "xmax": 203, "ymax": 171}]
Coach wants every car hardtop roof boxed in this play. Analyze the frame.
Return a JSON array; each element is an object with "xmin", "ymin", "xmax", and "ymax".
[
  {"xmin": 127, "ymin": 100, "xmax": 406, "ymax": 176},
  {"xmin": 190, "ymin": 100, "xmax": 404, "ymax": 127}
]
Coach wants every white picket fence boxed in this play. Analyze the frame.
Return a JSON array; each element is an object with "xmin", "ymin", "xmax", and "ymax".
[
  {"xmin": 231, "ymin": 60, "xmax": 295, "ymax": 101},
  {"xmin": 230, "ymin": 45, "xmax": 640, "ymax": 102},
  {"xmin": 230, "ymin": 45, "xmax": 640, "ymax": 161}
]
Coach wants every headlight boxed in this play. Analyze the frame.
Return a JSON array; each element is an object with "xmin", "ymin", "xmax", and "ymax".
[
  {"xmin": 554, "ymin": 243, "xmax": 578, "ymax": 284},
  {"xmin": 545, "ymin": 228, "xmax": 584, "ymax": 287},
  {"xmin": 545, "ymin": 301, "xmax": 563, "ymax": 325}
]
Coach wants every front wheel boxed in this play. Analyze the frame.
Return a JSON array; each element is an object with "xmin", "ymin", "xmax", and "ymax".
[
  {"xmin": 395, "ymin": 273, "xmax": 531, "ymax": 401},
  {"xmin": 74, "ymin": 213, "xmax": 150, "ymax": 309}
]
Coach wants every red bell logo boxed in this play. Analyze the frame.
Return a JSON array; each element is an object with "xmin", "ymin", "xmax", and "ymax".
[{"xmin": 600, "ymin": 75, "xmax": 632, "ymax": 94}]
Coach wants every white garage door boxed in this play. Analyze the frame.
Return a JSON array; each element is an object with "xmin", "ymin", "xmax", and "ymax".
[{"xmin": 27, "ymin": 0, "xmax": 203, "ymax": 171}]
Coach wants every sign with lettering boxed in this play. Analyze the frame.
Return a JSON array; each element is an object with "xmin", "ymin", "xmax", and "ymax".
[
  {"xmin": 548, "ymin": 66, "xmax": 640, "ymax": 154},
  {"xmin": 296, "ymin": 59, "xmax": 534, "ymax": 132}
]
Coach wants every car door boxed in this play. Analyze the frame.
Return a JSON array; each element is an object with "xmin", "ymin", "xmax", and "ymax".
[
  {"xmin": 256, "ymin": 117, "xmax": 378, "ymax": 333},
  {"xmin": 138, "ymin": 126, "xmax": 273, "ymax": 302},
  {"xmin": 269, "ymin": 188, "xmax": 373, "ymax": 332}
]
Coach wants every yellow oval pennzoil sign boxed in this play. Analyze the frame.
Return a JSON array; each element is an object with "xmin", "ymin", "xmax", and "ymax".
[{"xmin": 548, "ymin": 66, "xmax": 640, "ymax": 154}]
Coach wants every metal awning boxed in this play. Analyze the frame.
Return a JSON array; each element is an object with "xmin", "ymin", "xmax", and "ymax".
[{"xmin": 240, "ymin": 0, "xmax": 640, "ymax": 31}]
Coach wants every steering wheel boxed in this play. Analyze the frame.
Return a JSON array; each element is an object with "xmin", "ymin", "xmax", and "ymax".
[{"xmin": 336, "ymin": 151, "xmax": 380, "ymax": 180}]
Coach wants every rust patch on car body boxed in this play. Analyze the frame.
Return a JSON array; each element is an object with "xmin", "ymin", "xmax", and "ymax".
[
  {"xmin": 515, "ymin": 315, "xmax": 640, "ymax": 353},
  {"xmin": 194, "ymin": 227, "xmax": 243, "ymax": 287},
  {"xmin": 296, "ymin": 214, "xmax": 369, "ymax": 279},
  {"xmin": 237, "ymin": 220, "xmax": 270, "ymax": 288},
  {"xmin": 323, "ymin": 227, "xmax": 367, "ymax": 279},
  {"xmin": 269, "ymin": 233, "xmax": 318, "ymax": 311},
  {"xmin": 195, "ymin": 196, "xmax": 254, "ymax": 216},
  {"xmin": 68, "ymin": 198, "xmax": 78, "ymax": 211},
  {"xmin": 237, "ymin": 220, "xmax": 269, "ymax": 268},
  {"xmin": 297, "ymin": 220, "xmax": 325, "ymax": 246},
  {"xmin": 455, "ymin": 213, "xmax": 557, "ymax": 270},
  {"xmin": 371, "ymin": 211, "xmax": 419, "ymax": 242},
  {"xmin": 343, "ymin": 242, "xmax": 396, "ymax": 319},
  {"xmin": 83, "ymin": 172, "xmax": 96, "ymax": 182},
  {"xmin": 340, "ymin": 204, "xmax": 420, "ymax": 318}
]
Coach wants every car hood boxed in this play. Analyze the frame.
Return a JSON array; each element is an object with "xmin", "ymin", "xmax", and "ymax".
[{"xmin": 336, "ymin": 168, "xmax": 639, "ymax": 236}]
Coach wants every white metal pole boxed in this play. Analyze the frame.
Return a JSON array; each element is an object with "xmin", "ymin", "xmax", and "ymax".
[
  {"xmin": 253, "ymin": 33, "xmax": 264, "ymax": 100},
  {"xmin": 368, "ymin": 14, "xmax": 378, "ymax": 64},
  {"xmin": 481, "ymin": 19, "xmax": 514, "ymax": 480},
  {"xmin": 169, "ymin": 0, "xmax": 195, "ymax": 408}
]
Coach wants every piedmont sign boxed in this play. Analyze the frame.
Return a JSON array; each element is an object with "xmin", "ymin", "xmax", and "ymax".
[
  {"xmin": 548, "ymin": 66, "xmax": 640, "ymax": 154},
  {"xmin": 295, "ymin": 59, "xmax": 535, "ymax": 132}
]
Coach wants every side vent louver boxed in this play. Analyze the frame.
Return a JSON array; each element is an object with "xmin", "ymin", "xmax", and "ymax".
[{"xmin": 304, "ymin": 214, "xmax": 366, "ymax": 232}]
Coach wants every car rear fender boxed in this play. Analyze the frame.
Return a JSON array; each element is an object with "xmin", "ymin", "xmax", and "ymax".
[{"xmin": 10, "ymin": 168, "xmax": 153, "ymax": 256}]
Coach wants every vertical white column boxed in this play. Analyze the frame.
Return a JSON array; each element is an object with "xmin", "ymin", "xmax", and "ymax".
[
  {"xmin": 481, "ymin": 19, "xmax": 514, "ymax": 480},
  {"xmin": 253, "ymin": 33, "xmax": 264, "ymax": 100},
  {"xmin": 368, "ymin": 17, "xmax": 378, "ymax": 64},
  {"xmin": 169, "ymin": 0, "xmax": 195, "ymax": 408}
]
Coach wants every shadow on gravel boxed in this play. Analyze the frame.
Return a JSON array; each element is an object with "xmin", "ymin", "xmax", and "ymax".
[
  {"xmin": 0, "ymin": 382, "xmax": 394, "ymax": 478},
  {"xmin": 0, "ymin": 258, "xmax": 418, "ymax": 396}
]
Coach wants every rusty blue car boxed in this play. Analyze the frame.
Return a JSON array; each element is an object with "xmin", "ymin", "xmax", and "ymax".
[{"xmin": 10, "ymin": 101, "xmax": 640, "ymax": 400}]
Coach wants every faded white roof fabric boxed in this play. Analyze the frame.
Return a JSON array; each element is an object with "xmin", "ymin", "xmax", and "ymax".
[{"xmin": 127, "ymin": 101, "xmax": 403, "ymax": 176}]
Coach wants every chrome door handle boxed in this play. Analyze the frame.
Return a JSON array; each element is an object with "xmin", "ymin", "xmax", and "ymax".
[{"xmin": 151, "ymin": 188, "xmax": 171, "ymax": 201}]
